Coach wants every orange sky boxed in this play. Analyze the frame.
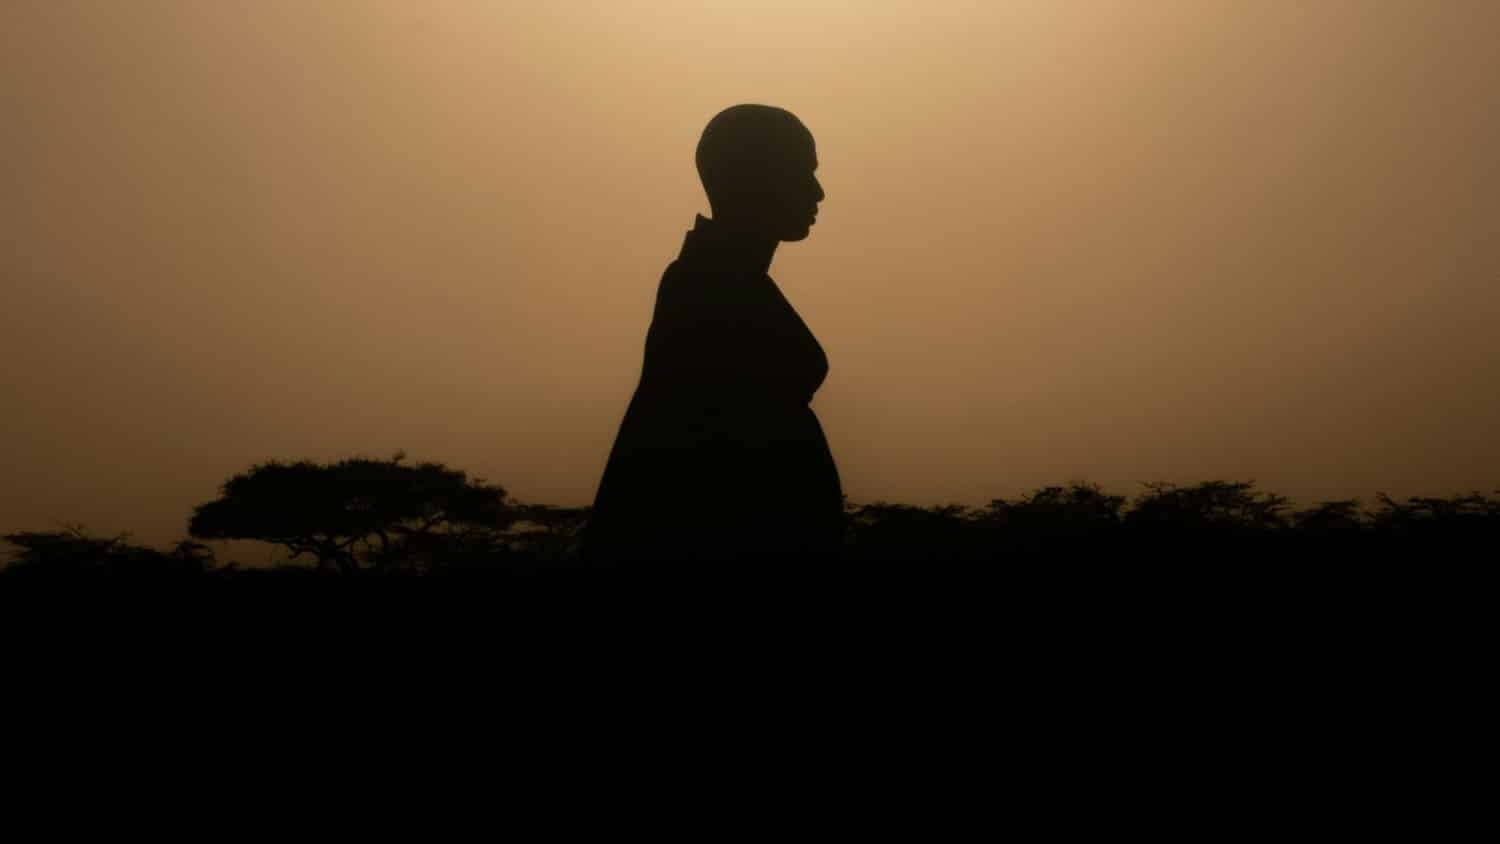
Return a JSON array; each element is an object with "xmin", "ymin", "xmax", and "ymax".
[{"xmin": 3, "ymin": 1, "xmax": 1498, "ymax": 554}]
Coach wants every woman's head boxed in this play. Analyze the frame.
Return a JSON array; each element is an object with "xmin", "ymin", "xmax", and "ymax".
[{"xmin": 696, "ymin": 105, "xmax": 824, "ymax": 242}]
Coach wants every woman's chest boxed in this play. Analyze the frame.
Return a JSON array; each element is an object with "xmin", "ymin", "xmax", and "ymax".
[{"xmin": 759, "ymin": 284, "xmax": 829, "ymax": 397}]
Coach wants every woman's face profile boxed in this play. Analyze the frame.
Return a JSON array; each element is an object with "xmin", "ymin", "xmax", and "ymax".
[
  {"xmin": 726, "ymin": 134, "xmax": 823, "ymax": 243},
  {"xmin": 770, "ymin": 138, "xmax": 824, "ymax": 243},
  {"xmin": 698, "ymin": 106, "xmax": 825, "ymax": 243}
]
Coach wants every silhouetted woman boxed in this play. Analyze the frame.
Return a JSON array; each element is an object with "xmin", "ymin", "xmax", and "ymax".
[{"xmin": 584, "ymin": 105, "xmax": 843, "ymax": 563}]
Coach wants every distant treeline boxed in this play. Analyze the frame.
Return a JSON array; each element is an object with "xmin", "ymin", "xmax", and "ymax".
[{"xmin": 4, "ymin": 453, "xmax": 1497, "ymax": 576}]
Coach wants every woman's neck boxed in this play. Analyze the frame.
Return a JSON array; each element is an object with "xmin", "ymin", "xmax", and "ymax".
[{"xmin": 696, "ymin": 214, "xmax": 778, "ymax": 276}]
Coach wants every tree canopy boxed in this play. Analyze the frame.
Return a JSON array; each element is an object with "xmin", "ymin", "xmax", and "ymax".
[{"xmin": 187, "ymin": 453, "xmax": 514, "ymax": 573}]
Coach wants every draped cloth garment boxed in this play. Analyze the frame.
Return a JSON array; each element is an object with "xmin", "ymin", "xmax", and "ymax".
[{"xmin": 584, "ymin": 215, "xmax": 844, "ymax": 562}]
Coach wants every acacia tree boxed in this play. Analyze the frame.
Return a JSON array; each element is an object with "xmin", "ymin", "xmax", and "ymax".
[{"xmin": 188, "ymin": 453, "xmax": 515, "ymax": 573}]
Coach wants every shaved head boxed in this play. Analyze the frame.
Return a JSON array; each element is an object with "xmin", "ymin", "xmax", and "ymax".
[{"xmin": 694, "ymin": 104, "xmax": 824, "ymax": 241}]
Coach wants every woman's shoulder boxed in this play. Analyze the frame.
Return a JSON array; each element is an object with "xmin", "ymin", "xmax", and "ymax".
[{"xmin": 656, "ymin": 260, "xmax": 767, "ymax": 312}]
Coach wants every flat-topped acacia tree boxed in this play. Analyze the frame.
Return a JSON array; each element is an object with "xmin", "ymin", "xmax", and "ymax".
[{"xmin": 188, "ymin": 453, "xmax": 514, "ymax": 573}]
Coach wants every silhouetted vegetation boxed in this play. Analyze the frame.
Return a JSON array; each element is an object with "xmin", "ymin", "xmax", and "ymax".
[
  {"xmin": 186, "ymin": 452, "xmax": 523, "ymax": 574},
  {"xmin": 4, "ymin": 457, "xmax": 1497, "ymax": 578},
  {"xmin": 2, "ymin": 524, "xmax": 214, "ymax": 578}
]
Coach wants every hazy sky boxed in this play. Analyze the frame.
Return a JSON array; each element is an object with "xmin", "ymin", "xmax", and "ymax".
[{"xmin": 4, "ymin": 1, "xmax": 1497, "ymax": 553}]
